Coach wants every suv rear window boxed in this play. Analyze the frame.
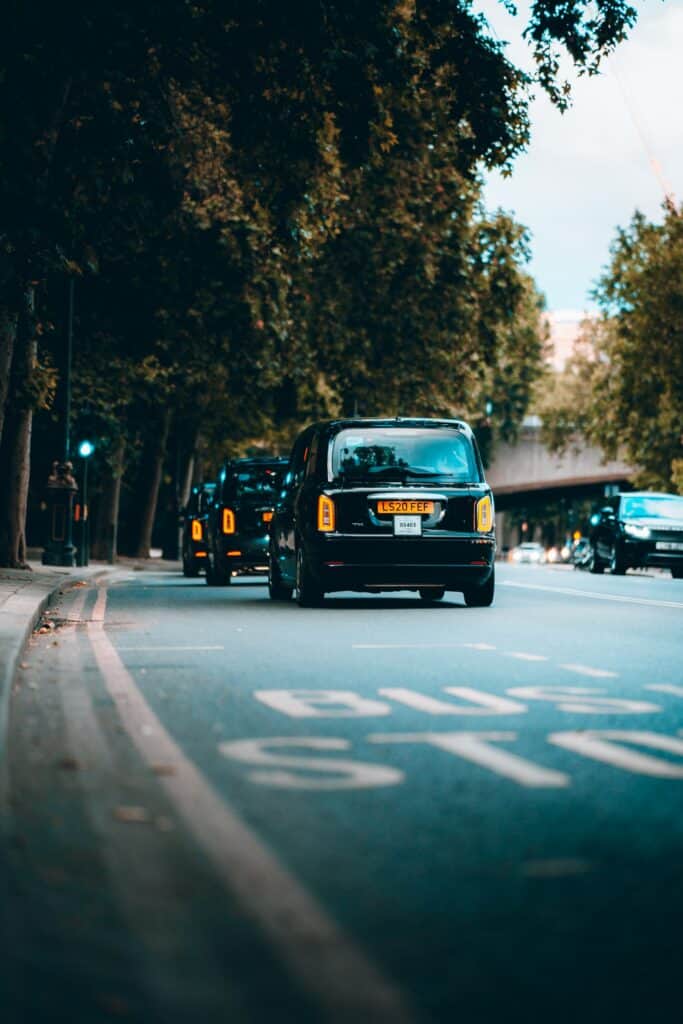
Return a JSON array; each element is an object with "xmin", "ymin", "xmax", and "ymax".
[{"xmin": 329, "ymin": 427, "xmax": 480, "ymax": 483}]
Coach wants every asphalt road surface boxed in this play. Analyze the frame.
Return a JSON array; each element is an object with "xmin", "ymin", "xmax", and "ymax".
[{"xmin": 2, "ymin": 563, "xmax": 682, "ymax": 1023}]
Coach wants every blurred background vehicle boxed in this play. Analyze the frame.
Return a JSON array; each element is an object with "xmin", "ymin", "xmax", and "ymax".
[
  {"xmin": 509, "ymin": 542, "xmax": 546, "ymax": 565},
  {"xmin": 589, "ymin": 491, "xmax": 683, "ymax": 577},
  {"xmin": 570, "ymin": 537, "xmax": 593, "ymax": 570},
  {"xmin": 205, "ymin": 457, "xmax": 288, "ymax": 586},
  {"xmin": 180, "ymin": 482, "xmax": 215, "ymax": 577}
]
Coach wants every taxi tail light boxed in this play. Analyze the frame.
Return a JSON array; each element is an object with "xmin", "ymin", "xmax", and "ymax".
[
  {"xmin": 317, "ymin": 495, "xmax": 336, "ymax": 532},
  {"xmin": 475, "ymin": 495, "xmax": 494, "ymax": 533},
  {"xmin": 222, "ymin": 508, "xmax": 236, "ymax": 534},
  {"xmin": 191, "ymin": 519, "xmax": 203, "ymax": 541}
]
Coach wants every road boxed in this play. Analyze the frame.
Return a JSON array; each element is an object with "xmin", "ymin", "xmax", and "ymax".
[{"xmin": 2, "ymin": 563, "xmax": 682, "ymax": 1023}]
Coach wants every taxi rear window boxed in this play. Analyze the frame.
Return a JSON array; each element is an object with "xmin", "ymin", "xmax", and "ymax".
[
  {"xmin": 329, "ymin": 427, "xmax": 479, "ymax": 483},
  {"xmin": 225, "ymin": 465, "xmax": 283, "ymax": 500}
]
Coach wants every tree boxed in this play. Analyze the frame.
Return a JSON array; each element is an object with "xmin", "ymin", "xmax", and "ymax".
[
  {"xmin": 1, "ymin": 0, "xmax": 643, "ymax": 565},
  {"xmin": 540, "ymin": 202, "xmax": 683, "ymax": 492}
]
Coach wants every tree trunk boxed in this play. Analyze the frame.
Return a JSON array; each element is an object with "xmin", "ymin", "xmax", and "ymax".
[
  {"xmin": 0, "ymin": 289, "xmax": 37, "ymax": 569},
  {"xmin": 0, "ymin": 309, "xmax": 17, "ymax": 450},
  {"xmin": 161, "ymin": 428, "xmax": 198, "ymax": 560},
  {"xmin": 91, "ymin": 435, "xmax": 125, "ymax": 563},
  {"xmin": 134, "ymin": 408, "xmax": 171, "ymax": 559}
]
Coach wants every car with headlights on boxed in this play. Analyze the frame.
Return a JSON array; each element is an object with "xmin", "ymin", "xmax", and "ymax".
[
  {"xmin": 589, "ymin": 491, "xmax": 683, "ymax": 577},
  {"xmin": 181, "ymin": 482, "xmax": 215, "ymax": 576},
  {"xmin": 509, "ymin": 542, "xmax": 546, "ymax": 565},
  {"xmin": 205, "ymin": 457, "xmax": 287, "ymax": 586},
  {"xmin": 268, "ymin": 417, "xmax": 496, "ymax": 607}
]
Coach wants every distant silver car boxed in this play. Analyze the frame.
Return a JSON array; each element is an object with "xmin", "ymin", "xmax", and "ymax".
[{"xmin": 510, "ymin": 542, "xmax": 546, "ymax": 565}]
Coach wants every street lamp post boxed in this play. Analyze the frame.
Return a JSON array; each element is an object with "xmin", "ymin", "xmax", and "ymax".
[
  {"xmin": 42, "ymin": 278, "xmax": 77, "ymax": 567},
  {"xmin": 77, "ymin": 440, "xmax": 95, "ymax": 566}
]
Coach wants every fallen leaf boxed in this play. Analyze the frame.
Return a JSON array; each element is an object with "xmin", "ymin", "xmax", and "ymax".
[
  {"xmin": 57, "ymin": 756, "xmax": 81, "ymax": 771},
  {"xmin": 151, "ymin": 763, "xmax": 176, "ymax": 777},
  {"xmin": 19, "ymin": 662, "xmax": 29, "ymax": 669},
  {"xmin": 114, "ymin": 806, "xmax": 150, "ymax": 824}
]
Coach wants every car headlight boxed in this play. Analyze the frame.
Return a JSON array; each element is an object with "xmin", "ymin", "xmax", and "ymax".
[{"xmin": 624, "ymin": 523, "xmax": 651, "ymax": 540}]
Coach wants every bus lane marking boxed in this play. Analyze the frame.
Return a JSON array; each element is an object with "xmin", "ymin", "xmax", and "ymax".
[
  {"xmin": 508, "ymin": 686, "xmax": 659, "ymax": 715},
  {"xmin": 219, "ymin": 738, "xmax": 404, "ymax": 790},
  {"xmin": 559, "ymin": 664, "xmax": 619, "ymax": 679},
  {"xmin": 87, "ymin": 588, "xmax": 414, "ymax": 1023},
  {"xmin": 549, "ymin": 731, "xmax": 683, "ymax": 778},
  {"xmin": 379, "ymin": 687, "xmax": 527, "ymax": 716},
  {"xmin": 254, "ymin": 690, "xmax": 392, "ymax": 718},
  {"xmin": 645, "ymin": 684, "xmax": 683, "ymax": 698},
  {"xmin": 369, "ymin": 732, "xmax": 570, "ymax": 788}
]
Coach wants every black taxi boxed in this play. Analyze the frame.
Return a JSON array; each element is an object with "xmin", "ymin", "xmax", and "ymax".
[
  {"xmin": 268, "ymin": 418, "xmax": 496, "ymax": 606},
  {"xmin": 181, "ymin": 482, "xmax": 215, "ymax": 577},
  {"xmin": 205, "ymin": 456, "xmax": 288, "ymax": 586}
]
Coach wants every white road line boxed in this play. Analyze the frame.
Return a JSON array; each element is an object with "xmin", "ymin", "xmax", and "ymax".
[
  {"xmin": 645, "ymin": 684, "xmax": 683, "ymax": 698},
  {"xmin": 500, "ymin": 580, "xmax": 683, "ymax": 610},
  {"xmin": 461, "ymin": 642, "xmax": 497, "ymax": 650},
  {"xmin": 505, "ymin": 652, "xmax": 549, "ymax": 662},
  {"xmin": 559, "ymin": 664, "xmax": 619, "ymax": 679},
  {"xmin": 56, "ymin": 592, "xmax": 235, "ymax": 1017},
  {"xmin": 87, "ymin": 588, "xmax": 412, "ymax": 1023},
  {"xmin": 370, "ymin": 732, "xmax": 569, "ymax": 788},
  {"xmin": 115, "ymin": 645, "xmax": 225, "ymax": 652},
  {"xmin": 352, "ymin": 643, "xmax": 462, "ymax": 649}
]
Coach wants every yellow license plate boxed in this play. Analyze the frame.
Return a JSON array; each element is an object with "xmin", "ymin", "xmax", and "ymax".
[{"xmin": 377, "ymin": 500, "xmax": 435, "ymax": 515}]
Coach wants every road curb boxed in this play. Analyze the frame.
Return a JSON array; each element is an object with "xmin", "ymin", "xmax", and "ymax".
[{"xmin": 0, "ymin": 568, "xmax": 110, "ymax": 762}]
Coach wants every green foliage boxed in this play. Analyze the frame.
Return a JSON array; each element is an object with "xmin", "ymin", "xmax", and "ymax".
[
  {"xmin": 540, "ymin": 203, "xmax": 683, "ymax": 492},
  {"xmin": 0, "ymin": 0, "xmax": 644, "ymax": 556}
]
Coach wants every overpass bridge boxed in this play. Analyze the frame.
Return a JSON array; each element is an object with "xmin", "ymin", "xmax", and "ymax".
[{"xmin": 485, "ymin": 418, "xmax": 636, "ymax": 546}]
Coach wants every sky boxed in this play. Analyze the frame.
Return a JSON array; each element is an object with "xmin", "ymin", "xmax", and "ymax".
[{"xmin": 475, "ymin": 0, "xmax": 683, "ymax": 317}]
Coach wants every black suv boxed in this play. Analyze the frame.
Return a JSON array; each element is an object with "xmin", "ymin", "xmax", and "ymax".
[
  {"xmin": 205, "ymin": 457, "xmax": 288, "ymax": 586},
  {"xmin": 181, "ymin": 482, "xmax": 215, "ymax": 577},
  {"xmin": 589, "ymin": 491, "xmax": 683, "ymax": 577},
  {"xmin": 268, "ymin": 418, "xmax": 496, "ymax": 606}
]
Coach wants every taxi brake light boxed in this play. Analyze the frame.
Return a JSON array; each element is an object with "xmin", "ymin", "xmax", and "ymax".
[
  {"xmin": 222, "ymin": 508, "xmax": 236, "ymax": 534},
  {"xmin": 191, "ymin": 519, "xmax": 203, "ymax": 541},
  {"xmin": 262, "ymin": 510, "xmax": 274, "ymax": 523},
  {"xmin": 476, "ymin": 495, "xmax": 494, "ymax": 533},
  {"xmin": 317, "ymin": 494, "xmax": 335, "ymax": 532}
]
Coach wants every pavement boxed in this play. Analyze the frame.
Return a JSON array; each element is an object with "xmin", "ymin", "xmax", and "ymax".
[
  {"xmin": 0, "ymin": 557, "xmax": 180, "ymax": 759},
  {"xmin": 0, "ymin": 564, "xmax": 90, "ymax": 756},
  {"xmin": 2, "ymin": 561, "xmax": 682, "ymax": 1023}
]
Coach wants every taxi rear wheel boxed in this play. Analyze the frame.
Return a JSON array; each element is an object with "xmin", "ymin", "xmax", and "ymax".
[
  {"xmin": 206, "ymin": 552, "xmax": 231, "ymax": 586},
  {"xmin": 296, "ymin": 547, "xmax": 324, "ymax": 608},
  {"xmin": 463, "ymin": 569, "xmax": 495, "ymax": 608},
  {"xmin": 419, "ymin": 588, "xmax": 445, "ymax": 602},
  {"xmin": 268, "ymin": 555, "xmax": 293, "ymax": 601},
  {"xmin": 183, "ymin": 554, "xmax": 200, "ymax": 578}
]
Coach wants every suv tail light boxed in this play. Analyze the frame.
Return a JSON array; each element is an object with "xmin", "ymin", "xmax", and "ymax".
[
  {"xmin": 317, "ymin": 495, "xmax": 336, "ymax": 532},
  {"xmin": 222, "ymin": 508, "xmax": 236, "ymax": 534}
]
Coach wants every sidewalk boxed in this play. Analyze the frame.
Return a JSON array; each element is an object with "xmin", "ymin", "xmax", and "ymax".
[{"xmin": 0, "ymin": 562, "xmax": 108, "ymax": 757}]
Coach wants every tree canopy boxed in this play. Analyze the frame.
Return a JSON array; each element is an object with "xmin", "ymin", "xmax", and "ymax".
[
  {"xmin": 540, "ymin": 201, "xmax": 683, "ymax": 493},
  {"xmin": 0, "ymin": 0, "xmax": 644, "ymax": 564}
]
